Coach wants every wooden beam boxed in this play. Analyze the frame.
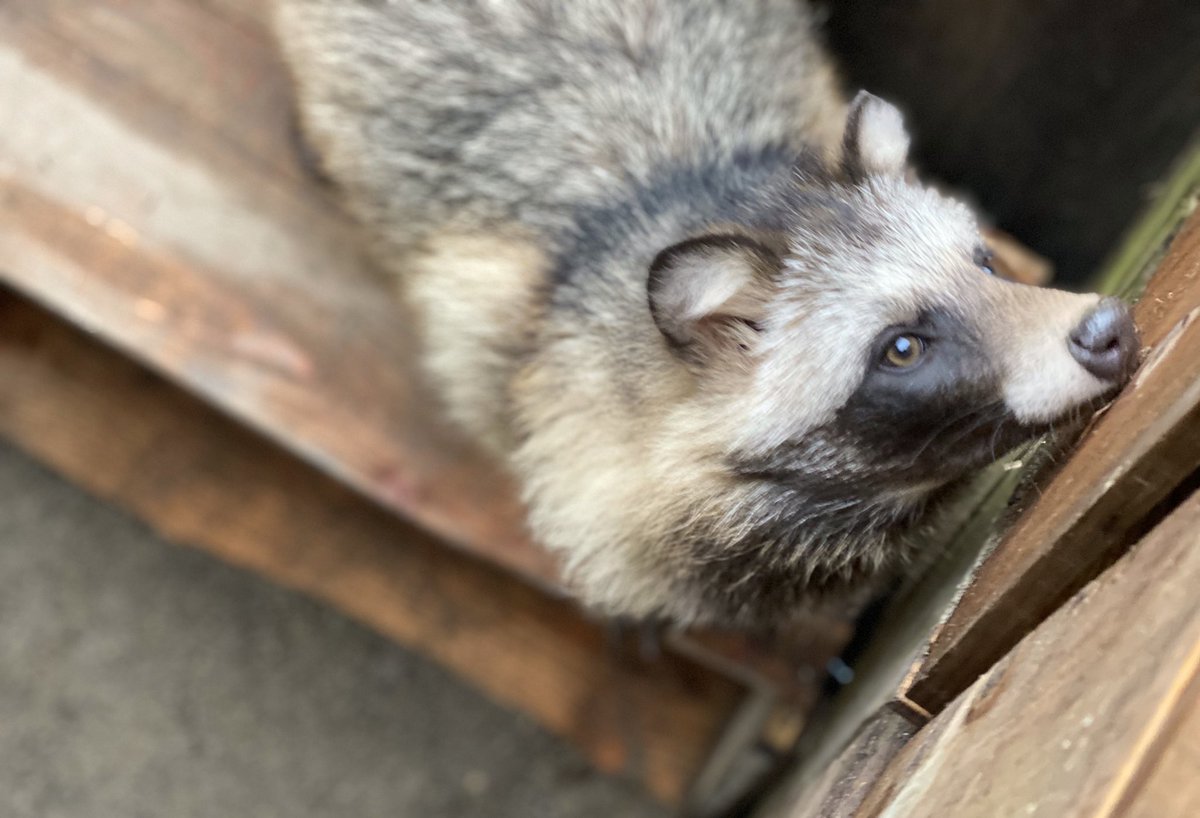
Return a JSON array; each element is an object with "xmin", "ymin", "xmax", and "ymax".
[
  {"xmin": 758, "ymin": 710, "xmax": 915, "ymax": 818},
  {"xmin": 1116, "ymin": 673, "xmax": 1200, "ymax": 818},
  {"xmin": 0, "ymin": 0, "xmax": 554, "ymax": 588},
  {"xmin": 853, "ymin": 489, "xmax": 1200, "ymax": 818},
  {"xmin": 0, "ymin": 292, "xmax": 746, "ymax": 805}
]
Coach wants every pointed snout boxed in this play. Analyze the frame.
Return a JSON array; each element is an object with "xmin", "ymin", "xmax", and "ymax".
[{"xmin": 1067, "ymin": 297, "xmax": 1139, "ymax": 383}]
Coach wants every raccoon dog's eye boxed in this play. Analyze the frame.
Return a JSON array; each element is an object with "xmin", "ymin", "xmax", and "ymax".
[{"xmin": 882, "ymin": 334, "xmax": 925, "ymax": 369}]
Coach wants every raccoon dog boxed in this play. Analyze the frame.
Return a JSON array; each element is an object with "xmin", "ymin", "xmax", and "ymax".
[{"xmin": 276, "ymin": 0, "xmax": 1139, "ymax": 625}]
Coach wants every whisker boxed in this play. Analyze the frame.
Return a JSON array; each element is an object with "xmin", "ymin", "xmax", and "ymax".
[
  {"xmin": 899, "ymin": 401, "xmax": 999, "ymax": 470},
  {"xmin": 988, "ymin": 414, "xmax": 1013, "ymax": 461},
  {"xmin": 924, "ymin": 402, "xmax": 1007, "ymax": 457}
]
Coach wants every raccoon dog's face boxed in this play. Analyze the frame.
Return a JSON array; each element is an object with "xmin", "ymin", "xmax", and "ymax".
[{"xmin": 649, "ymin": 93, "xmax": 1139, "ymax": 504}]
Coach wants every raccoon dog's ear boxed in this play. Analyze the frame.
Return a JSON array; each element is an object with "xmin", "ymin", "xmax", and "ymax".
[
  {"xmin": 841, "ymin": 91, "xmax": 910, "ymax": 180},
  {"xmin": 648, "ymin": 234, "xmax": 778, "ymax": 367}
]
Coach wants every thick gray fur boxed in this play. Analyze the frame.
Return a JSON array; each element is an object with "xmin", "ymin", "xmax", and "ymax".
[
  {"xmin": 276, "ymin": 0, "xmax": 1125, "ymax": 625},
  {"xmin": 277, "ymin": 0, "xmax": 845, "ymax": 248}
]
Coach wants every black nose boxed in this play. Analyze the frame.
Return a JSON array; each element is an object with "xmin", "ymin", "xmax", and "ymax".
[{"xmin": 1068, "ymin": 297, "xmax": 1139, "ymax": 382}]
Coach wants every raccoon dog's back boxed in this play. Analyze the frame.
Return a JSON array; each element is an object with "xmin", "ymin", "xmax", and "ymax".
[{"xmin": 277, "ymin": 0, "xmax": 845, "ymax": 247}]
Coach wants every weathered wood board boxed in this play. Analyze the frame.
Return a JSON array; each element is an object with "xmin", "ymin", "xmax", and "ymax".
[
  {"xmin": 0, "ymin": 292, "xmax": 746, "ymax": 804},
  {"xmin": 0, "ymin": 0, "xmax": 553, "ymax": 588},
  {"xmin": 1118, "ymin": 678, "xmax": 1200, "ymax": 818},
  {"xmin": 854, "ymin": 489, "xmax": 1200, "ymax": 818},
  {"xmin": 780, "ymin": 711, "xmax": 916, "ymax": 818}
]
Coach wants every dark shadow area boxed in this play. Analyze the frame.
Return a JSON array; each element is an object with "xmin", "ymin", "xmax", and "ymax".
[{"xmin": 826, "ymin": 0, "xmax": 1200, "ymax": 287}]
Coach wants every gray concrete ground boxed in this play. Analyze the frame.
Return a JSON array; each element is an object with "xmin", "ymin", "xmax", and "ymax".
[{"xmin": 0, "ymin": 442, "xmax": 666, "ymax": 818}]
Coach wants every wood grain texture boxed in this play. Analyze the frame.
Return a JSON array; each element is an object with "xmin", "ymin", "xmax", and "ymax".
[
  {"xmin": 749, "ymin": 467, "xmax": 1029, "ymax": 818},
  {"xmin": 1128, "ymin": 208, "xmax": 1200, "ymax": 350},
  {"xmin": 0, "ymin": 292, "xmax": 746, "ymax": 805},
  {"xmin": 1116, "ymin": 673, "xmax": 1200, "ymax": 818},
  {"xmin": 767, "ymin": 711, "xmax": 916, "ymax": 818},
  {"xmin": 901, "ymin": 210, "xmax": 1200, "ymax": 713},
  {"xmin": 0, "ymin": 0, "xmax": 555, "ymax": 588},
  {"xmin": 854, "ymin": 490, "xmax": 1200, "ymax": 818}
]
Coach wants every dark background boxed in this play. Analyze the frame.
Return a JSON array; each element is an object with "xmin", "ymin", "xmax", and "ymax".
[{"xmin": 825, "ymin": 0, "xmax": 1200, "ymax": 287}]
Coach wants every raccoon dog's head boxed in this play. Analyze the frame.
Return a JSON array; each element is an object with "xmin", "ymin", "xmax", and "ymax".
[{"xmin": 648, "ymin": 93, "xmax": 1139, "ymax": 511}]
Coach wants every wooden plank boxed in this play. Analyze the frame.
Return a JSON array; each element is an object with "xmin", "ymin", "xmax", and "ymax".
[
  {"xmin": 758, "ymin": 710, "xmax": 915, "ymax": 818},
  {"xmin": 749, "ymin": 466, "xmax": 1029, "ymax": 818},
  {"xmin": 854, "ymin": 489, "xmax": 1200, "ymax": 818},
  {"xmin": 1127, "ymin": 202, "xmax": 1200, "ymax": 350},
  {"xmin": 2, "ymin": 0, "xmax": 298, "ymax": 181},
  {"xmin": 0, "ymin": 291, "xmax": 746, "ymax": 805},
  {"xmin": 0, "ymin": 0, "xmax": 556, "ymax": 588},
  {"xmin": 1116, "ymin": 674, "xmax": 1200, "ymax": 818},
  {"xmin": 901, "ymin": 210, "xmax": 1200, "ymax": 713}
]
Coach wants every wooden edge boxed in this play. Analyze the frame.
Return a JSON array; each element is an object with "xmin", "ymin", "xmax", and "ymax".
[
  {"xmin": 0, "ymin": 290, "xmax": 754, "ymax": 805},
  {"xmin": 665, "ymin": 621, "xmax": 853, "ymax": 815},
  {"xmin": 1097, "ymin": 639, "xmax": 1200, "ymax": 818},
  {"xmin": 0, "ymin": 0, "xmax": 561, "ymax": 591},
  {"xmin": 851, "ymin": 490, "xmax": 1200, "ymax": 818},
  {"xmin": 1111, "ymin": 657, "xmax": 1200, "ymax": 818},
  {"xmin": 982, "ymin": 226, "xmax": 1053, "ymax": 286},
  {"xmin": 756, "ymin": 710, "xmax": 915, "ymax": 818},
  {"xmin": 898, "ymin": 208, "xmax": 1200, "ymax": 714}
]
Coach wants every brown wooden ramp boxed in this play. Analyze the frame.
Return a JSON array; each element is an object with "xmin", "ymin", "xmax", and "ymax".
[{"xmin": 0, "ymin": 0, "xmax": 549, "ymax": 586}]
